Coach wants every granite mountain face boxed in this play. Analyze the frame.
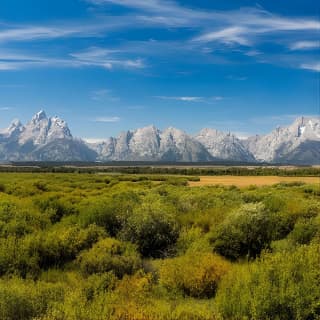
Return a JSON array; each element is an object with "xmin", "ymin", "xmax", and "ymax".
[
  {"xmin": 243, "ymin": 117, "xmax": 320, "ymax": 165},
  {"xmin": 88, "ymin": 125, "xmax": 214, "ymax": 162},
  {"xmin": 0, "ymin": 110, "xmax": 96, "ymax": 161},
  {"xmin": 0, "ymin": 111, "xmax": 319, "ymax": 164},
  {"xmin": 195, "ymin": 128, "xmax": 256, "ymax": 162}
]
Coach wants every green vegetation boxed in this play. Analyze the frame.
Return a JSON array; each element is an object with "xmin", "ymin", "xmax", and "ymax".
[{"xmin": 0, "ymin": 172, "xmax": 318, "ymax": 319}]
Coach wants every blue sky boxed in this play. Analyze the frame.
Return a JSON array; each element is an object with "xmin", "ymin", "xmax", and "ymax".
[{"xmin": 0, "ymin": 0, "xmax": 319, "ymax": 140}]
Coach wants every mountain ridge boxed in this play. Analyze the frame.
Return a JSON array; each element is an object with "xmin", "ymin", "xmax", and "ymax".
[{"xmin": 0, "ymin": 111, "xmax": 319, "ymax": 164}]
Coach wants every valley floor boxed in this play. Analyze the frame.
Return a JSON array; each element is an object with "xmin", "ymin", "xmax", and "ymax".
[
  {"xmin": 0, "ymin": 172, "xmax": 318, "ymax": 319},
  {"xmin": 189, "ymin": 175, "xmax": 320, "ymax": 187}
]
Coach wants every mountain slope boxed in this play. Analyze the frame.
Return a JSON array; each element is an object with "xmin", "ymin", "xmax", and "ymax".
[
  {"xmin": 90, "ymin": 126, "xmax": 214, "ymax": 161},
  {"xmin": 0, "ymin": 111, "xmax": 319, "ymax": 164},
  {"xmin": 244, "ymin": 117, "xmax": 320, "ymax": 163},
  {"xmin": 0, "ymin": 111, "xmax": 93, "ymax": 161},
  {"xmin": 195, "ymin": 128, "xmax": 256, "ymax": 162}
]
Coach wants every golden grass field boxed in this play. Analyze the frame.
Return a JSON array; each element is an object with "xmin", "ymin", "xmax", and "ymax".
[{"xmin": 189, "ymin": 176, "xmax": 320, "ymax": 187}]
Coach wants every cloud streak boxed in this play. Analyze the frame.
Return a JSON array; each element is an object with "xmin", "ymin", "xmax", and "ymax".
[
  {"xmin": 155, "ymin": 95, "xmax": 224, "ymax": 103},
  {"xmin": 290, "ymin": 41, "xmax": 319, "ymax": 50},
  {"xmin": 93, "ymin": 116, "xmax": 121, "ymax": 122},
  {"xmin": 70, "ymin": 47, "xmax": 145, "ymax": 69},
  {"xmin": 300, "ymin": 62, "xmax": 320, "ymax": 72},
  {"xmin": 0, "ymin": 48, "xmax": 145, "ymax": 72},
  {"xmin": 155, "ymin": 96, "xmax": 204, "ymax": 102}
]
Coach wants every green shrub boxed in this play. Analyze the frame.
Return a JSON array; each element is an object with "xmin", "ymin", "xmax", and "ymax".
[
  {"xmin": 35, "ymin": 196, "xmax": 76, "ymax": 223},
  {"xmin": 77, "ymin": 238, "xmax": 141, "ymax": 278},
  {"xmin": 79, "ymin": 192, "xmax": 139, "ymax": 236},
  {"xmin": 79, "ymin": 202, "xmax": 124, "ymax": 237},
  {"xmin": 0, "ymin": 277, "xmax": 64, "ymax": 320},
  {"xmin": 30, "ymin": 224, "xmax": 106, "ymax": 269},
  {"xmin": 215, "ymin": 243, "xmax": 320, "ymax": 320},
  {"xmin": 120, "ymin": 203, "xmax": 179, "ymax": 258},
  {"xmin": 175, "ymin": 227, "xmax": 203, "ymax": 255},
  {"xmin": 159, "ymin": 252, "xmax": 230, "ymax": 298},
  {"xmin": 210, "ymin": 203, "xmax": 276, "ymax": 260},
  {"xmin": 0, "ymin": 183, "xmax": 5, "ymax": 192},
  {"xmin": 289, "ymin": 217, "xmax": 320, "ymax": 245}
]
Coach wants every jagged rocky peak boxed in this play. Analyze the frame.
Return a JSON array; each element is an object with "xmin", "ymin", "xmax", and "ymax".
[
  {"xmin": 244, "ymin": 116, "xmax": 320, "ymax": 163},
  {"xmin": 291, "ymin": 116, "xmax": 320, "ymax": 139},
  {"xmin": 129, "ymin": 125, "xmax": 161, "ymax": 159},
  {"xmin": 161, "ymin": 126, "xmax": 188, "ymax": 142},
  {"xmin": 18, "ymin": 110, "xmax": 72, "ymax": 145},
  {"xmin": 47, "ymin": 116, "xmax": 72, "ymax": 140},
  {"xmin": 31, "ymin": 110, "xmax": 47, "ymax": 122},
  {"xmin": 195, "ymin": 128, "xmax": 255, "ymax": 162},
  {"xmin": 1, "ymin": 119, "xmax": 24, "ymax": 137}
]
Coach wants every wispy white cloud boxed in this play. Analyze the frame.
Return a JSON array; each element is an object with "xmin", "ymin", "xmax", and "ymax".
[
  {"xmin": 0, "ymin": 25, "xmax": 82, "ymax": 42},
  {"xmin": 192, "ymin": 8, "xmax": 319, "ymax": 47},
  {"xmin": 86, "ymin": 0, "xmax": 208, "ymax": 22},
  {"xmin": 0, "ymin": 18, "xmax": 138, "ymax": 43},
  {"xmin": 245, "ymin": 50, "xmax": 262, "ymax": 57},
  {"xmin": 0, "ymin": 48, "xmax": 145, "ymax": 72},
  {"xmin": 88, "ymin": 0, "xmax": 176, "ymax": 13},
  {"xmin": 155, "ymin": 96, "xmax": 204, "ymax": 102},
  {"xmin": 93, "ymin": 116, "xmax": 121, "ymax": 122},
  {"xmin": 300, "ymin": 62, "xmax": 320, "ymax": 72},
  {"xmin": 91, "ymin": 89, "xmax": 119, "ymax": 101},
  {"xmin": 155, "ymin": 95, "xmax": 225, "ymax": 103},
  {"xmin": 70, "ymin": 47, "xmax": 145, "ymax": 69},
  {"xmin": 0, "ymin": 1, "xmax": 318, "ymax": 74},
  {"xmin": 290, "ymin": 41, "xmax": 319, "ymax": 50},
  {"xmin": 194, "ymin": 26, "xmax": 251, "ymax": 46},
  {"xmin": 0, "ymin": 107, "xmax": 12, "ymax": 111}
]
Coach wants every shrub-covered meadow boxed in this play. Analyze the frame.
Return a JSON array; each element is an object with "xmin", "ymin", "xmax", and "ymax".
[{"xmin": 0, "ymin": 172, "xmax": 319, "ymax": 319}]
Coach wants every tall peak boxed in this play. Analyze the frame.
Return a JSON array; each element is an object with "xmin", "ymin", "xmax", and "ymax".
[
  {"xmin": 32, "ymin": 110, "xmax": 47, "ymax": 122},
  {"xmin": 9, "ymin": 119, "xmax": 22, "ymax": 128}
]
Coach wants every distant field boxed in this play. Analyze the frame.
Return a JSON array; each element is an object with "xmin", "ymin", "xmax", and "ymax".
[{"xmin": 189, "ymin": 175, "xmax": 320, "ymax": 187}]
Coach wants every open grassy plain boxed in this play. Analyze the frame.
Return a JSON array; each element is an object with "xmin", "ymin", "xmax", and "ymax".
[{"xmin": 189, "ymin": 175, "xmax": 320, "ymax": 187}]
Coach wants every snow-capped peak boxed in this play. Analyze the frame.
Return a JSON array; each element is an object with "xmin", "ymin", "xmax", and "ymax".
[
  {"xmin": 17, "ymin": 110, "xmax": 72, "ymax": 145},
  {"xmin": 0, "ymin": 119, "xmax": 24, "ymax": 137},
  {"xmin": 32, "ymin": 110, "xmax": 47, "ymax": 122}
]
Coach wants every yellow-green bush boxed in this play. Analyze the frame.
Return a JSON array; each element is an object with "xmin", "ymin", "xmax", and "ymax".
[
  {"xmin": 77, "ymin": 237, "xmax": 142, "ymax": 278},
  {"xmin": 159, "ymin": 252, "xmax": 230, "ymax": 298},
  {"xmin": 215, "ymin": 243, "xmax": 320, "ymax": 320},
  {"xmin": 0, "ymin": 277, "xmax": 64, "ymax": 320}
]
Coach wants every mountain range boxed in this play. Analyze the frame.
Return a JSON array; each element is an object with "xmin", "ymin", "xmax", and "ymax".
[{"xmin": 0, "ymin": 110, "xmax": 319, "ymax": 165}]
